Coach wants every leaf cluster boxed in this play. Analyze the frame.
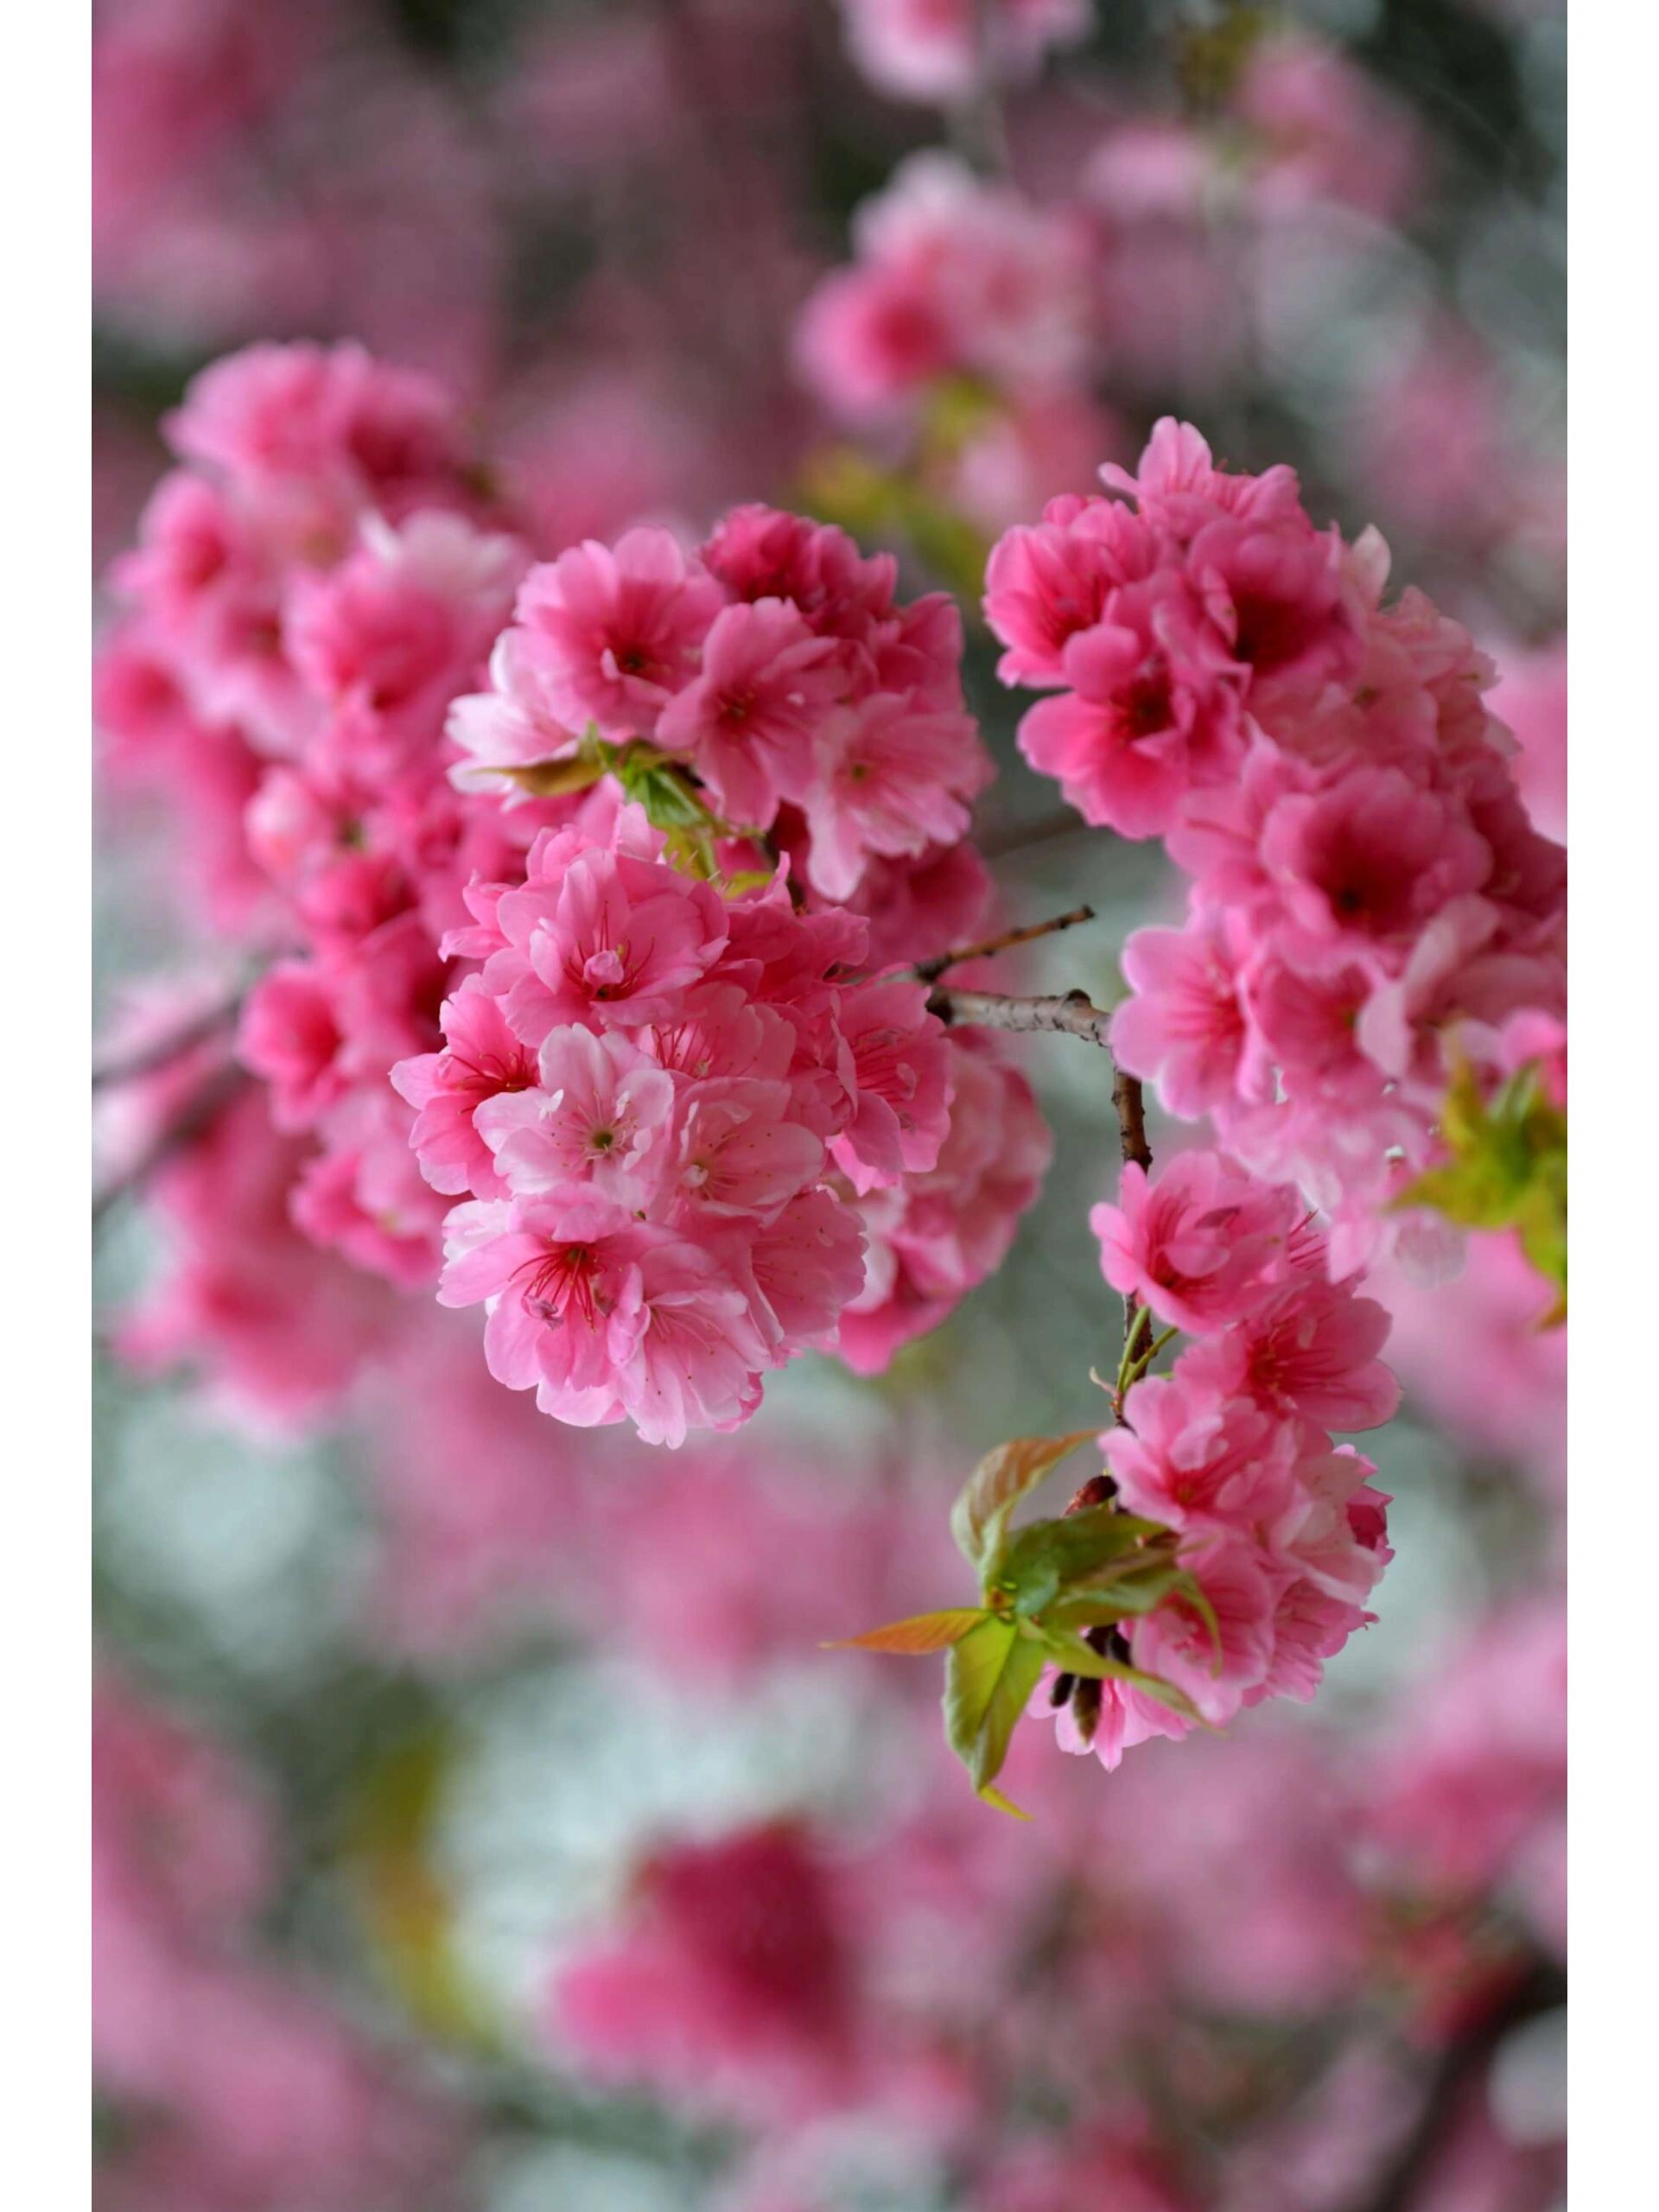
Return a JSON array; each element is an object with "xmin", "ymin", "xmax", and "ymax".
[
  {"xmin": 833, "ymin": 1432, "xmax": 1197, "ymax": 1816},
  {"xmin": 1401, "ymin": 1058, "xmax": 1567, "ymax": 1320}
]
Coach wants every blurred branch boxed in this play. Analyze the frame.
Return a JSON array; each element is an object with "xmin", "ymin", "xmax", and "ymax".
[
  {"xmin": 951, "ymin": 0, "xmax": 1014, "ymax": 178},
  {"xmin": 92, "ymin": 1065, "xmax": 247, "ymax": 1230},
  {"xmin": 1355, "ymin": 1961, "xmax": 1567, "ymax": 2212},
  {"xmin": 91, "ymin": 975, "xmax": 255, "ymax": 1090}
]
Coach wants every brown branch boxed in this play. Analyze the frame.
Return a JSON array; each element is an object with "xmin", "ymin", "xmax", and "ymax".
[
  {"xmin": 1112, "ymin": 1064, "xmax": 1152, "ymax": 1175},
  {"xmin": 927, "ymin": 986, "xmax": 1115, "ymax": 1046},
  {"xmin": 1353, "ymin": 1961, "xmax": 1567, "ymax": 2212},
  {"xmin": 911, "ymin": 905, "xmax": 1096, "ymax": 986}
]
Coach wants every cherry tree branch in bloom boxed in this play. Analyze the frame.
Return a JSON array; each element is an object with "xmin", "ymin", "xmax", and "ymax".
[
  {"xmin": 925, "ymin": 984, "xmax": 1114, "ymax": 1047},
  {"xmin": 909, "ymin": 901, "xmax": 1096, "ymax": 984}
]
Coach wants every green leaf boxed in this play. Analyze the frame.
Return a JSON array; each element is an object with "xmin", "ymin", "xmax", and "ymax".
[
  {"xmin": 944, "ymin": 1617, "xmax": 1050, "ymax": 1798},
  {"xmin": 1397, "ymin": 1057, "xmax": 1567, "ymax": 1311},
  {"xmin": 997, "ymin": 1505, "xmax": 1167, "ymax": 1614},
  {"xmin": 1036, "ymin": 1627, "xmax": 1201, "ymax": 1722},
  {"xmin": 1045, "ymin": 1558, "xmax": 1186, "ymax": 1628},
  {"xmin": 824, "ymin": 1608, "xmax": 988, "ymax": 1656},
  {"xmin": 976, "ymin": 1782, "xmax": 1033, "ymax": 1821},
  {"xmin": 949, "ymin": 1431, "xmax": 1097, "ymax": 1578}
]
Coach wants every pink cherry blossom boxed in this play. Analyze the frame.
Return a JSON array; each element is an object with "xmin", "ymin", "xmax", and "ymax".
[
  {"xmin": 1109, "ymin": 915, "xmax": 1263, "ymax": 1118},
  {"xmin": 1131, "ymin": 1533, "xmax": 1279, "ymax": 1726},
  {"xmin": 837, "ymin": 1033, "xmax": 1050, "ymax": 1373},
  {"xmin": 1259, "ymin": 767, "xmax": 1493, "ymax": 961},
  {"xmin": 1103, "ymin": 1373, "xmax": 1302, "ymax": 1535},
  {"xmin": 236, "ymin": 960, "xmax": 347, "ymax": 1132},
  {"xmin": 550, "ymin": 1824, "xmax": 859, "ymax": 2121},
  {"xmin": 1090, "ymin": 1150, "xmax": 1300, "ymax": 1335},
  {"xmin": 509, "ymin": 526, "xmax": 725, "ymax": 741},
  {"xmin": 804, "ymin": 691, "xmax": 988, "ymax": 899},
  {"xmin": 1181, "ymin": 1275, "xmax": 1401, "ymax": 1433},
  {"xmin": 655, "ymin": 598, "xmax": 843, "ymax": 828},
  {"xmin": 1014, "ymin": 589, "xmax": 1236, "ymax": 837},
  {"xmin": 391, "ymin": 976, "xmax": 540, "ymax": 1200},
  {"xmin": 828, "ymin": 976, "xmax": 951, "ymax": 1193},
  {"xmin": 474, "ymin": 1024, "xmax": 676, "ymax": 1206},
  {"xmin": 490, "ymin": 836, "xmax": 731, "ymax": 1043}
]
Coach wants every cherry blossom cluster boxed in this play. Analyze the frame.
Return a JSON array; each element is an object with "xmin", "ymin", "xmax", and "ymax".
[
  {"xmin": 797, "ymin": 151, "xmax": 1096, "ymax": 431},
  {"xmin": 397, "ymin": 790, "xmax": 1046, "ymax": 1446},
  {"xmin": 1040, "ymin": 1146, "xmax": 1398, "ymax": 1770},
  {"xmin": 985, "ymin": 419, "xmax": 1567, "ymax": 1270},
  {"xmin": 793, "ymin": 33, "xmax": 1436, "ymax": 539},
  {"xmin": 95, "ymin": 341, "xmax": 1051, "ymax": 1435},
  {"xmin": 446, "ymin": 497, "xmax": 993, "ymax": 904},
  {"xmin": 96, "ymin": 343, "xmax": 547, "ymax": 1325}
]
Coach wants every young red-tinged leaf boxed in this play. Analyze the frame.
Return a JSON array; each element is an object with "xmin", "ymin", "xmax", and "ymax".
[
  {"xmin": 949, "ymin": 1431, "xmax": 1097, "ymax": 1577},
  {"xmin": 824, "ymin": 1609, "xmax": 988, "ymax": 1656}
]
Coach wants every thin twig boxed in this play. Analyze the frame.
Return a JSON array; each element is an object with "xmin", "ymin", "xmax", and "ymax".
[
  {"xmin": 926, "ymin": 987, "xmax": 1114, "ymax": 1046},
  {"xmin": 911, "ymin": 904, "xmax": 1096, "ymax": 985}
]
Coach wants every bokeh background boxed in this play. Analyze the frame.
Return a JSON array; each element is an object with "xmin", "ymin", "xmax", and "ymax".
[{"xmin": 92, "ymin": 4, "xmax": 1566, "ymax": 2209}]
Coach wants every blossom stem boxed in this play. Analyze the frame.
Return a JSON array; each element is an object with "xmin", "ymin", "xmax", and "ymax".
[{"xmin": 910, "ymin": 904, "xmax": 1096, "ymax": 984}]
